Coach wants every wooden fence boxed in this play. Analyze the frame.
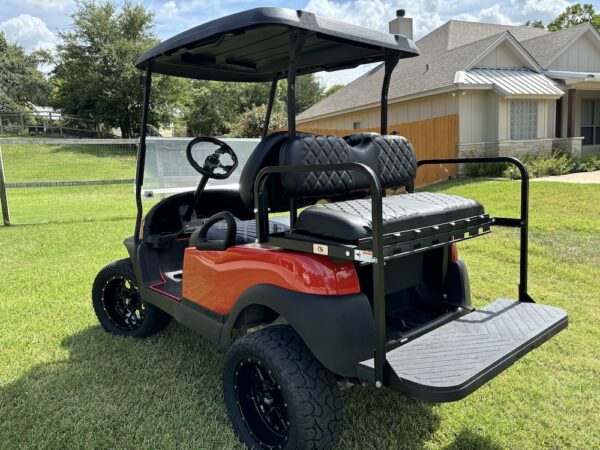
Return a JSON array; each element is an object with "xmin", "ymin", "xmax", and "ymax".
[{"xmin": 298, "ymin": 114, "xmax": 459, "ymax": 187}]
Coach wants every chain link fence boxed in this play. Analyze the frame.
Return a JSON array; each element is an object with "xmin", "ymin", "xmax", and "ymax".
[{"xmin": 0, "ymin": 138, "xmax": 139, "ymax": 225}]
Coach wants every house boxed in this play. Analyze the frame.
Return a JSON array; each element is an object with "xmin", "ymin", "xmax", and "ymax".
[{"xmin": 297, "ymin": 13, "xmax": 600, "ymax": 173}]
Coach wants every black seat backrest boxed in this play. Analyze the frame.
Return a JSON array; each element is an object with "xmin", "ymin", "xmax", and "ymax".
[
  {"xmin": 279, "ymin": 133, "xmax": 417, "ymax": 198},
  {"xmin": 238, "ymin": 131, "xmax": 312, "ymax": 212}
]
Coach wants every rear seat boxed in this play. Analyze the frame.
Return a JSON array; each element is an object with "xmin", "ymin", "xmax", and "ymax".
[{"xmin": 279, "ymin": 133, "xmax": 484, "ymax": 243}]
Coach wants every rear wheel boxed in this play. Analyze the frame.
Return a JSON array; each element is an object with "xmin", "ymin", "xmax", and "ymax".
[
  {"xmin": 223, "ymin": 325, "xmax": 342, "ymax": 449},
  {"xmin": 92, "ymin": 259, "xmax": 171, "ymax": 338}
]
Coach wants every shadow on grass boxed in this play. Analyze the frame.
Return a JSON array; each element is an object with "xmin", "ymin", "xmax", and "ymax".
[
  {"xmin": 0, "ymin": 322, "xmax": 470, "ymax": 449},
  {"xmin": 50, "ymin": 143, "xmax": 137, "ymax": 158}
]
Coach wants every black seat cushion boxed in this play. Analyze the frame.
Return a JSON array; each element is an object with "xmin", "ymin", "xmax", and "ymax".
[
  {"xmin": 206, "ymin": 217, "xmax": 290, "ymax": 245},
  {"xmin": 279, "ymin": 134, "xmax": 417, "ymax": 199},
  {"xmin": 294, "ymin": 193, "xmax": 484, "ymax": 242},
  {"xmin": 238, "ymin": 131, "xmax": 312, "ymax": 213}
]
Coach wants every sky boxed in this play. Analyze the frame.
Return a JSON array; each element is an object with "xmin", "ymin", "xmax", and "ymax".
[{"xmin": 0, "ymin": 0, "xmax": 583, "ymax": 86}]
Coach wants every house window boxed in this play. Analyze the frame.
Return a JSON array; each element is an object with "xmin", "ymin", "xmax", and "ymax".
[
  {"xmin": 580, "ymin": 99, "xmax": 600, "ymax": 145},
  {"xmin": 510, "ymin": 100, "xmax": 538, "ymax": 140},
  {"xmin": 352, "ymin": 121, "xmax": 362, "ymax": 130}
]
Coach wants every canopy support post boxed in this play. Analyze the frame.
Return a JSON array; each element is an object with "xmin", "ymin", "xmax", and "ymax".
[
  {"xmin": 134, "ymin": 64, "xmax": 152, "ymax": 243},
  {"xmin": 381, "ymin": 53, "xmax": 400, "ymax": 135},
  {"xmin": 287, "ymin": 30, "xmax": 307, "ymax": 138},
  {"xmin": 262, "ymin": 77, "xmax": 279, "ymax": 139}
]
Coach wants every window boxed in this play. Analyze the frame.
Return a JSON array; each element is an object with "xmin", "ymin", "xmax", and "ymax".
[
  {"xmin": 510, "ymin": 100, "xmax": 538, "ymax": 140},
  {"xmin": 580, "ymin": 99, "xmax": 600, "ymax": 145},
  {"xmin": 352, "ymin": 121, "xmax": 362, "ymax": 130}
]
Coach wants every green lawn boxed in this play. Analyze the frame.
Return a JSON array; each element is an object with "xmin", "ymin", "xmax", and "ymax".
[
  {"xmin": 1, "ymin": 179, "xmax": 599, "ymax": 449},
  {"xmin": 0, "ymin": 143, "xmax": 136, "ymax": 182}
]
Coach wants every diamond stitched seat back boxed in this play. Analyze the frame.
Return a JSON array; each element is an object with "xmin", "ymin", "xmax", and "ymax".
[{"xmin": 279, "ymin": 134, "xmax": 417, "ymax": 198}]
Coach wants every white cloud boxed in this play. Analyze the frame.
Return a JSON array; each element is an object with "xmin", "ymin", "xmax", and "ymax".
[
  {"xmin": 19, "ymin": 0, "xmax": 73, "ymax": 12},
  {"xmin": 453, "ymin": 4, "xmax": 517, "ymax": 25},
  {"xmin": 304, "ymin": 0, "xmax": 446, "ymax": 87},
  {"xmin": 0, "ymin": 14, "xmax": 57, "ymax": 51},
  {"xmin": 304, "ymin": 0, "xmax": 445, "ymax": 39},
  {"xmin": 159, "ymin": 1, "xmax": 179, "ymax": 19}
]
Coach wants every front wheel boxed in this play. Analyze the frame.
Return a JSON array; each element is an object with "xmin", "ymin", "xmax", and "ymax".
[
  {"xmin": 92, "ymin": 259, "xmax": 171, "ymax": 338},
  {"xmin": 223, "ymin": 326, "xmax": 342, "ymax": 450}
]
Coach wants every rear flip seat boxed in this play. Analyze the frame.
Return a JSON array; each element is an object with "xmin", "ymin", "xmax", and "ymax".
[{"xmin": 279, "ymin": 133, "xmax": 484, "ymax": 243}]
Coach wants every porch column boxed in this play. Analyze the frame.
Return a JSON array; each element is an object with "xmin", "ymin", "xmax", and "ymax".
[
  {"xmin": 567, "ymin": 88, "xmax": 575, "ymax": 138},
  {"xmin": 555, "ymin": 98, "xmax": 562, "ymax": 138}
]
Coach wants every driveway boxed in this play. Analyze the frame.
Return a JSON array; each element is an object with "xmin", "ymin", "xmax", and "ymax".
[{"xmin": 534, "ymin": 170, "xmax": 600, "ymax": 184}]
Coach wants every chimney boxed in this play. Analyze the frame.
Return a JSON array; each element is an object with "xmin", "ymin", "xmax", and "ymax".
[{"xmin": 389, "ymin": 9, "xmax": 413, "ymax": 40}]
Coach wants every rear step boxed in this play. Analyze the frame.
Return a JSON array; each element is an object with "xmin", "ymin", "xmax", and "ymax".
[{"xmin": 359, "ymin": 299, "xmax": 567, "ymax": 402}]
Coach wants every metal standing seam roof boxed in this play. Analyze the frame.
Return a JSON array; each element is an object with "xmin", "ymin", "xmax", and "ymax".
[{"xmin": 454, "ymin": 68, "xmax": 564, "ymax": 97}]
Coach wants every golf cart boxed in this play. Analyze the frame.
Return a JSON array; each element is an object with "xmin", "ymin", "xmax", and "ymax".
[{"xmin": 92, "ymin": 8, "xmax": 568, "ymax": 449}]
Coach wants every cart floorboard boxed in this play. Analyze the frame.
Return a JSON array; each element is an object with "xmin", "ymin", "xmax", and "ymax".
[{"xmin": 359, "ymin": 299, "xmax": 568, "ymax": 401}]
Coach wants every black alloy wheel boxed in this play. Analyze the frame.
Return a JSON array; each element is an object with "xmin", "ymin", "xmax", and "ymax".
[
  {"xmin": 234, "ymin": 358, "xmax": 289, "ymax": 449},
  {"xmin": 92, "ymin": 259, "xmax": 171, "ymax": 338},
  {"xmin": 102, "ymin": 276, "xmax": 145, "ymax": 331}
]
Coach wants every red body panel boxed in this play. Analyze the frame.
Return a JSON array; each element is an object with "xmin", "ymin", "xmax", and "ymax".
[{"xmin": 182, "ymin": 244, "xmax": 361, "ymax": 315}]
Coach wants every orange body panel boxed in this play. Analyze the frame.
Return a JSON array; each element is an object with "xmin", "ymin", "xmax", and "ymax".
[{"xmin": 182, "ymin": 244, "xmax": 361, "ymax": 315}]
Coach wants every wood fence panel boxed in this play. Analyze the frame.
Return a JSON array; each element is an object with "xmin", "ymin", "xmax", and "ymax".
[{"xmin": 298, "ymin": 114, "xmax": 458, "ymax": 187}]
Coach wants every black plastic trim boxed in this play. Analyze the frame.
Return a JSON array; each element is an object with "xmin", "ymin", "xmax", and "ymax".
[{"xmin": 219, "ymin": 284, "xmax": 375, "ymax": 378}]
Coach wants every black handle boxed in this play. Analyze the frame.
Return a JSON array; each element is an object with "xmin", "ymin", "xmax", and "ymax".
[{"xmin": 190, "ymin": 211, "xmax": 237, "ymax": 251}]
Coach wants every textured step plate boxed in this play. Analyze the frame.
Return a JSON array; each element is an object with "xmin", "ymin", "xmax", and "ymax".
[{"xmin": 361, "ymin": 299, "xmax": 568, "ymax": 401}]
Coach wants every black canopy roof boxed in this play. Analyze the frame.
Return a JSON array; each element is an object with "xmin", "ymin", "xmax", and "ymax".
[{"xmin": 135, "ymin": 7, "xmax": 419, "ymax": 82}]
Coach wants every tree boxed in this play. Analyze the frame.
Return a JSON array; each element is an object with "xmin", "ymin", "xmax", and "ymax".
[
  {"xmin": 52, "ymin": 1, "xmax": 186, "ymax": 137},
  {"xmin": 0, "ymin": 32, "xmax": 50, "ymax": 112},
  {"xmin": 548, "ymin": 3, "xmax": 600, "ymax": 31},
  {"xmin": 324, "ymin": 83, "xmax": 345, "ymax": 97},
  {"xmin": 229, "ymin": 103, "xmax": 287, "ymax": 138},
  {"xmin": 524, "ymin": 19, "xmax": 545, "ymax": 29},
  {"xmin": 184, "ymin": 74, "xmax": 326, "ymax": 137}
]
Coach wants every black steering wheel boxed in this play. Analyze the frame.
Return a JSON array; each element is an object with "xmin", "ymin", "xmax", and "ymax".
[{"xmin": 186, "ymin": 136, "xmax": 238, "ymax": 180}]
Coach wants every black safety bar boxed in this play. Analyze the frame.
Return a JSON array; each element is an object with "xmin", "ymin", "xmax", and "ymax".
[
  {"xmin": 253, "ymin": 163, "xmax": 390, "ymax": 384},
  {"xmin": 412, "ymin": 157, "xmax": 533, "ymax": 303}
]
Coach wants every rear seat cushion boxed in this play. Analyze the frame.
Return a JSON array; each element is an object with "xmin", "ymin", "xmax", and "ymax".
[{"xmin": 294, "ymin": 193, "xmax": 484, "ymax": 242}]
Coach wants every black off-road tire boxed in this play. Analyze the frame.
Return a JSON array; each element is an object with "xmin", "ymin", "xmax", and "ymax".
[
  {"xmin": 224, "ymin": 325, "xmax": 342, "ymax": 450},
  {"xmin": 92, "ymin": 258, "xmax": 171, "ymax": 338}
]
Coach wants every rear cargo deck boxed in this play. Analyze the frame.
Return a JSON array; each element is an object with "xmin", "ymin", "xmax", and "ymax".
[{"xmin": 360, "ymin": 299, "xmax": 568, "ymax": 401}]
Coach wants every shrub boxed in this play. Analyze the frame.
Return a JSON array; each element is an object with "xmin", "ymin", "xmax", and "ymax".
[
  {"xmin": 573, "ymin": 154, "xmax": 600, "ymax": 172},
  {"xmin": 465, "ymin": 161, "xmax": 509, "ymax": 178}
]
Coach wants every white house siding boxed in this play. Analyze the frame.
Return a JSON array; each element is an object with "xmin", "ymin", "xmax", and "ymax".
[
  {"xmin": 458, "ymin": 91, "xmax": 488, "ymax": 142},
  {"xmin": 548, "ymin": 31, "xmax": 600, "ymax": 73},
  {"xmin": 299, "ymin": 92, "xmax": 458, "ymax": 131},
  {"xmin": 477, "ymin": 41, "xmax": 529, "ymax": 68}
]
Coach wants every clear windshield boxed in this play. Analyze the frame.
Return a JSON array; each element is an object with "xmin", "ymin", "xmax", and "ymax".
[{"xmin": 142, "ymin": 137, "xmax": 259, "ymax": 198}]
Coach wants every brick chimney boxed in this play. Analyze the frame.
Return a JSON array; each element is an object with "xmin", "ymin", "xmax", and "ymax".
[{"xmin": 389, "ymin": 9, "xmax": 413, "ymax": 40}]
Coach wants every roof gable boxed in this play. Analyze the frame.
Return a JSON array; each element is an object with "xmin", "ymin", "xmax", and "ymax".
[
  {"xmin": 467, "ymin": 33, "xmax": 541, "ymax": 72},
  {"xmin": 521, "ymin": 22, "xmax": 597, "ymax": 68}
]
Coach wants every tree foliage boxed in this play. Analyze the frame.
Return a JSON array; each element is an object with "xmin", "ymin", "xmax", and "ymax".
[
  {"xmin": 548, "ymin": 3, "xmax": 600, "ymax": 31},
  {"xmin": 51, "ymin": 1, "xmax": 186, "ymax": 137},
  {"xmin": 524, "ymin": 20, "xmax": 545, "ymax": 29},
  {"xmin": 184, "ymin": 74, "xmax": 326, "ymax": 137},
  {"xmin": 0, "ymin": 32, "xmax": 50, "ymax": 113}
]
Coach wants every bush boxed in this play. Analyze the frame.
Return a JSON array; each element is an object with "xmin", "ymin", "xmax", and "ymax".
[
  {"xmin": 573, "ymin": 154, "xmax": 600, "ymax": 172},
  {"xmin": 502, "ymin": 150, "xmax": 600, "ymax": 179},
  {"xmin": 465, "ymin": 161, "xmax": 509, "ymax": 178}
]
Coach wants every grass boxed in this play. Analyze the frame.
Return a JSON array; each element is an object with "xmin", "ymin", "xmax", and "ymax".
[
  {"xmin": 1, "ymin": 179, "xmax": 599, "ymax": 449},
  {"xmin": 0, "ymin": 143, "xmax": 136, "ymax": 182}
]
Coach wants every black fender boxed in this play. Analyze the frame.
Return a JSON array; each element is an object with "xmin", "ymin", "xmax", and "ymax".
[{"xmin": 219, "ymin": 284, "xmax": 375, "ymax": 378}]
